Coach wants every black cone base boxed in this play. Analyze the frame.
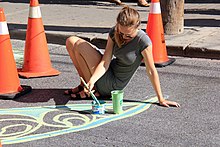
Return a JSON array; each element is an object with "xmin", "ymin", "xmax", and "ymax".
[{"xmin": 0, "ymin": 85, "xmax": 32, "ymax": 100}]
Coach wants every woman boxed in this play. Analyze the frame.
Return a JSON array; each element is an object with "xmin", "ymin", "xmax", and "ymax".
[{"xmin": 65, "ymin": 6, "xmax": 180, "ymax": 107}]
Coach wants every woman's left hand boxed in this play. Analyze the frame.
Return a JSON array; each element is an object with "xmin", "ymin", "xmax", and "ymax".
[{"xmin": 159, "ymin": 100, "xmax": 180, "ymax": 107}]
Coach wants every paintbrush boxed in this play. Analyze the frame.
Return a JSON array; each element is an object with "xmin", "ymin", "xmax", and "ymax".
[{"xmin": 80, "ymin": 77, "xmax": 100, "ymax": 106}]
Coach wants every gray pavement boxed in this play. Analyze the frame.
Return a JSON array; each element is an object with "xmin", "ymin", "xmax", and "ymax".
[
  {"xmin": 0, "ymin": 1, "xmax": 220, "ymax": 147},
  {"xmin": 1, "ymin": 0, "xmax": 220, "ymax": 59},
  {"xmin": 1, "ymin": 39, "xmax": 220, "ymax": 147}
]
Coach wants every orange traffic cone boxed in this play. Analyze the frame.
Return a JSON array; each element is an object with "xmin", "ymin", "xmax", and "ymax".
[
  {"xmin": 0, "ymin": 139, "xmax": 2, "ymax": 147},
  {"xmin": 18, "ymin": 0, "xmax": 60, "ymax": 78},
  {"xmin": 0, "ymin": 8, "xmax": 31, "ymax": 99},
  {"xmin": 146, "ymin": 0, "xmax": 175, "ymax": 67}
]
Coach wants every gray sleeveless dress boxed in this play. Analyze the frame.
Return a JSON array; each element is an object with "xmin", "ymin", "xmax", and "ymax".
[{"xmin": 95, "ymin": 27, "xmax": 152, "ymax": 96}]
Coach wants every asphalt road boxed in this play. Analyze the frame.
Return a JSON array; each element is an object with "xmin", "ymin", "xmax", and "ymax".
[{"xmin": 0, "ymin": 39, "xmax": 220, "ymax": 146}]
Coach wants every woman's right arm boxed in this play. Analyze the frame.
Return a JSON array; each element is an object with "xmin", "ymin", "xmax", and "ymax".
[{"xmin": 87, "ymin": 35, "xmax": 114, "ymax": 90}]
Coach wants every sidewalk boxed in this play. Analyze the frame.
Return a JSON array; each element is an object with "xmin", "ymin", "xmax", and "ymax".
[{"xmin": 1, "ymin": 0, "xmax": 220, "ymax": 59}]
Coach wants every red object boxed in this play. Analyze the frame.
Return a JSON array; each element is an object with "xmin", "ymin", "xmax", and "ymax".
[
  {"xmin": 146, "ymin": 0, "xmax": 175, "ymax": 67},
  {"xmin": 18, "ymin": 0, "xmax": 60, "ymax": 78},
  {"xmin": 0, "ymin": 8, "xmax": 22, "ymax": 94},
  {"xmin": 0, "ymin": 8, "xmax": 31, "ymax": 99}
]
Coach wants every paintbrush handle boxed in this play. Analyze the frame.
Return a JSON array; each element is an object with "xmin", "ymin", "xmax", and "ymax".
[{"xmin": 80, "ymin": 77, "xmax": 100, "ymax": 105}]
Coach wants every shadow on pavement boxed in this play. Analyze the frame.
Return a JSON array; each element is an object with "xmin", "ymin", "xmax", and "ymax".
[
  {"xmin": 8, "ymin": 23, "xmax": 111, "ymax": 46},
  {"xmin": 185, "ymin": 0, "xmax": 220, "ymax": 3},
  {"xmin": 185, "ymin": 9, "xmax": 220, "ymax": 15},
  {"xmin": 8, "ymin": 23, "xmax": 110, "ymax": 34},
  {"xmin": 13, "ymin": 88, "xmax": 158, "ymax": 105},
  {"xmin": 185, "ymin": 18, "xmax": 220, "ymax": 27},
  {"xmin": 14, "ymin": 89, "xmax": 70, "ymax": 106}
]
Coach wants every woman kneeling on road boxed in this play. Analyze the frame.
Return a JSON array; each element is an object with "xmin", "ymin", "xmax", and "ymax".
[{"xmin": 64, "ymin": 6, "xmax": 180, "ymax": 107}]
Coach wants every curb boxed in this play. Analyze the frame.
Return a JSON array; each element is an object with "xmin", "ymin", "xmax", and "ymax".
[
  {"xmin": 167, "ymin": 46, "xmax": 220, "ymax": 60},
  {"xmin": 10, "ymin": 29, "xmax": 220, "ymax": 60}
]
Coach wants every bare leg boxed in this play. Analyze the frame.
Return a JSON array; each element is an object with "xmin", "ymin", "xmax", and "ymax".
[
  {"xmin": 137, "ymin": 0, "xmax": 150, "ymax": 7},
  {"xmin": 65, "ymin": 36, "xmax": 102, "ymax": 97},
  {"xmin": 109, "ymin": 0, "xmax": 123, "ymax": 5}
]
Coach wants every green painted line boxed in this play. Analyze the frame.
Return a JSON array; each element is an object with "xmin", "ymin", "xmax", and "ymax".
[{"xmin": 0, "ymin": 97, "xmax": 158, "ymax": 145}]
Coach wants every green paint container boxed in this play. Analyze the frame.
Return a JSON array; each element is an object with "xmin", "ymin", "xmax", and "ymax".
[{"xmin": 111, "ymin": 90, "xmax": 124, "ymax": 114}]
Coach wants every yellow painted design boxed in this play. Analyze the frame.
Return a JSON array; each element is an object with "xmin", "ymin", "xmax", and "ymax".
[{"xmin": 0, "ymin": 96, "xmax": 158, "ymax": 145}]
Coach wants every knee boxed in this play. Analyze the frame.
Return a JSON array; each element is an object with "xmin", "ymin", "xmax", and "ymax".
[{"xmin": 66, "ymin": 36, "xmax": 80, "ymax": 51}]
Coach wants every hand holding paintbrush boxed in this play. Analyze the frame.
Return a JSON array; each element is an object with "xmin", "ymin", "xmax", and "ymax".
[{"xmin": 80, "ymin": 77, "xmax": 100, "ymax": 106}]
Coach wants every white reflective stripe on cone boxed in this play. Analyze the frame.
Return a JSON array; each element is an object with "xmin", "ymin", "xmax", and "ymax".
[
  {"xmin": 0, "ymin": 21, "xmax": 9, "ymax": 35},
  {"xmin": 29, "ymin": 6, "xmax": 42, "ymax": 18},
  {"xmin": 150, "ymin": 2, "xmax": 161, "ymax": 14}
]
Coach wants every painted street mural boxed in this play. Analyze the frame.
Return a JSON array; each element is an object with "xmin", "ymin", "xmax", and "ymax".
[{"xmin": 0, "ymin": 96, "xmax": 157, "ymax": 145}]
